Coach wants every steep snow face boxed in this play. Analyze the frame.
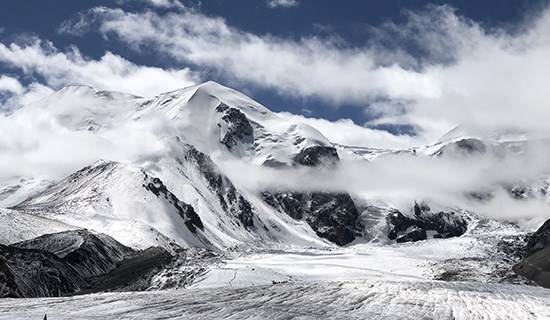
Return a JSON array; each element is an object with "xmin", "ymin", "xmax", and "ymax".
[
  {"xmin": 5, "ymin": 81, "xmax": 337, "ymax": 176},
  {"xmin": 138, "ymin": 81, "xmax": 335, "ymax": 165},
  {"xmin": 142, "ymin": 138, "xmax": 332, "ymax": 250},
  {"xmin": 13, "ymin": 160, "xmax": 207, "ymax": 250}
]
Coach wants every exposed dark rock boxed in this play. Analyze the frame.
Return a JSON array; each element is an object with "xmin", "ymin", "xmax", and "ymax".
[
  {"xmin": 80, "ymin": 246, "xmax": 173, "ymax": 294},
  {"xmin": 396, "ymin": 226, "xmax": 427, "ymax": 243},
  {"xmin": 386, "ymin": 202, "xmax": 467, "ymax": 243},
  {"xmin": 1, "ymin": 230, "xmax": 175, "ymax": 298},
  {"xmin": 143, "ymin": 175, "xmax": 204, "ymax": 233},
  {"xmin": 514, "ymin": 246, "xmax": 550, "ymax": 288},
  {"xmin": 523, "ymin": 218, "xmax": 550, "ymax": 258},
  {"xmin": 262, "ymin": 192, "xmax": 359, "ymax": 245},
  {"xmin": 413, "ymin": 202, "xmax": 468, "ymax": 238},
  {"xmin": 12, "ymin": 230, "xmax": 134, "ymax": 279},
  {"xmin": 0, "ymin": 243, "xmax": 87, "ymax": 298},
  {"xmin": 216, "ymin": 103, "xmax": 254, "ymax": 151},
  {"xmin": 179, "ymin": 143, "xmax": 254, "ymax": 228},
  {"xmin": 261, "ymin": 141, "xmax": 358, "ymax": 245},
  {"xmin": 386, "ymin": 210, "xmax": 414, "ymax": 240},
  {"xmin": 293, "ymin": 145, "xmax": 339, "ymax": 167},
  {"xmin": 262, "ymin": 193, "xmax": 306, "ymax": 220}
]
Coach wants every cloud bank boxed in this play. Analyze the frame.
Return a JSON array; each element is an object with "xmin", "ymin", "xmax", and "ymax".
[{"xmin": 57, "ymin": 4, "xmax": 550, "ymax": 144}]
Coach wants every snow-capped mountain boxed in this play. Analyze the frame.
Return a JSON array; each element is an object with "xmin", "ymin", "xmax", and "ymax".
[
  {"xmin": 2, "ymin": 80, "xmax": 550, "ymax": 303},
  {"xmin": 2, "ymin": 81, "xmax": 356, "ymax": 253}
]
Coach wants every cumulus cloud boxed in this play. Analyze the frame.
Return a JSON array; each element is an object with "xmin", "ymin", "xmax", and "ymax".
[
  {"xmin": 266, "ymin": 0, "xmax": 299, "ymax": 9},
  {"xmin": 59, "ymin": 4, "xmax": 550, "ymax": 143},
  {"xmin": 0, "ymin": 76, "xmax": 23, "ymax": 94},
  {"xmin": 0, "ymin": 39, "xmax": 198, "ymax": 111}
]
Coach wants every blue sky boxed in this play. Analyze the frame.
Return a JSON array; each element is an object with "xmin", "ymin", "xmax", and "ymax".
[{"xmin": 0, "ymin": 0, "xmax": 549, "ymax": 148}]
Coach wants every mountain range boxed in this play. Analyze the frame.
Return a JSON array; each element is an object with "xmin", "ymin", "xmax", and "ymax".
[{"xmin": 1, "ymin": 81, "xmax": 550, "ymax": 300}]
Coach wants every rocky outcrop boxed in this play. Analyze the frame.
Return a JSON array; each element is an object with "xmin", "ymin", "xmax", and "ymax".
[
  {"xmin": 293, "ymin": 146, "xmax": 339, "ymax": 167},
  {"xmin": 386, "ymin": 203, "xmax": 467, "ymax": 243},
  {"xmin": 143, "ymin": 175, "xmax": 204, "ymax": 233},
  {"xmin": 12, "ymin": 230, "xmax": 134, "ymax": 279},
  {"xmin": 179, "ymin": 142, "xmax": 254, "ymax": 228},
  {"xmin": 0, "ymin": 244, "xmax": 87, "ymax": 298},
  {"xmin": 1, "ymin": 230, "xmax": 173, "ymax": 298},
  {"xmin": 512, "ymin": 218, "xmax": 550, "ymax": 288},
  {"xmin": 216, "ymin": 103, "xmax": 254, "ymax": 151},
  {"xmin": 261, "ymin": 141, "xmax": 361, "ymax": 245},
  {"xmin": 523, "ymin": 219, "xmax": 550, "ymax": 258},
  {"xmin": 262, "ymin": 192, "xmax": 359, "ymax": 245}
]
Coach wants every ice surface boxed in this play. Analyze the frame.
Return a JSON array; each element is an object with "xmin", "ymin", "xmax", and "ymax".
[{"xmin": 1, "ymin": 279, "xmax": 549, "ymax": 319}]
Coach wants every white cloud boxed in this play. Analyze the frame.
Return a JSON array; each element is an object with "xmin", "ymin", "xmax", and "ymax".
[
  {"xmin": 266, "ymin": 0, "xmax": 299, "ymax": 9},
  {"xmin": 60, "ymin": 4, "xmax": 550, "ymax": 143},
  {"xmin": 0, "ymin": 40, "xmax": 198, "ymax": 98},
  {"xmin": 66, "ymin": 7, "xmax": 439, "ymax": 105},
  {"xmin": 0, "ymin": 76, "xmax": 23, "ymax": 94},
  {"xmin": 0, "ymin": 40, "xmax": 199, "ymax": 111},
  {"xmin": 278, "ymin": 112, "xmax": 425, "ymax": 149}
]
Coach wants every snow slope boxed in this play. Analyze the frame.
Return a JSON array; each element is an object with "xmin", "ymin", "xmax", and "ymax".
[{"xmin": 13, "ymin": 160, "xmax": 205, "ymax": 250}]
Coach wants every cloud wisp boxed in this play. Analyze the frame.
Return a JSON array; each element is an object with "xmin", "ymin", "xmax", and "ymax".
[{"xmin": 266, "ymin": 0, "xmax": 299, "ymax": 9}]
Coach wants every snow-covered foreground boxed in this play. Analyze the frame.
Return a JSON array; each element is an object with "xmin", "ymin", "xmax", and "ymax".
[
  {"xmin": 2, "ymin": 236, "xmax": 550, "ymax": 319},
  {"xmin": 1, "ymin": 280, "xmax": 549, "ymax": 319}
]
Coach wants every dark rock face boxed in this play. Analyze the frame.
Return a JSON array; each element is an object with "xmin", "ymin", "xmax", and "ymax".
[
  {"xmin": 143, "ymin": 175, "xmax": 204, "ymax": 233},
  {"xmin": 1, "ymin": 230, "xmax": 173, "ymax": 298},
  {"xmin": 262, "ymin": 192, "xmax": 359, "ymax": 245},
  {"xmin": 396, "ymin": 226, "xmax": 427, "ymax": 243},
  {"xmin": 261, "ymin": 142, "xmax": 359, "ymax": 245},
  {"xmin": 293, "ymin": 146, "xmax": 339, "ymax": 167},
  {"xmin": 12, "ymin": 230, "xmax": 134, "ymax": 279},
  {"xmin": 514, "ymin": 245, "xmax": 550, "ymax": 289},
  {"xmin": 523, "ymin": 219, "xmax": 550, "ymax": 258},
  {"xmin": 0, "ymin": 243, "xmax": 88, "ymax": 298},
  {"xmin": 179, "ymin": 143, "xmax": 254, "ymax": 228},
  {"xmin": 513, "ymin": 218, "xmax": 550, "ymax": 287},
  {"xmin": 263, "ymin": 193, "xmax": 305, "ymax": 220},
  {"xmin": 386, "ymin": 203, "xmax": 467, "ymax": 243},
  {"xmin": 216, "ymin": 103, "xmax": 254, "ymax": 151}
]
